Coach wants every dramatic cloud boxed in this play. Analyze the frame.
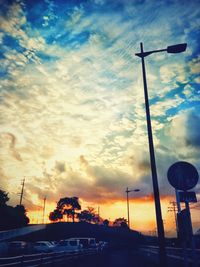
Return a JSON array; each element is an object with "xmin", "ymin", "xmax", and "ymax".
[{"xmin": 167, "ymin": 110, "xmax": 200, "ymax": 157}]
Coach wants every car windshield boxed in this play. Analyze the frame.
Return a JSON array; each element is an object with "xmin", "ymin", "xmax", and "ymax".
[
  {"xmin": 10, "ymin": 243, "xmax": 23, "ymax": 247},
  {"xmin": 59, "ymin": 241, "xmax": 68, "ymax": 246},
  {"xmin": 79, "ymin": 239, "xmax": 89, "ymax": 246},
  {"xmin": 35, "ymin": 243, "xmax": 47, "ymax": 246}
]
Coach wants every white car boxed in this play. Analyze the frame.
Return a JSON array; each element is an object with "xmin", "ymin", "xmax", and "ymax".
[
  {"xmin": 97, "ymin": 241, "xmax": 108, "ymax": 251},
  {"xmin": 55, "ymin": 239, "xmax": 82, "ymax": 252},
  {"xmin": 72, "ymin": 237, "xmax": 97, "ymax": 249},
  {"xmin": 49, "ymin": 241, "xmax": 58, "ymax": 246},
  {"xmin": 33, "ymin": 241, "xmax": 55, "ymax": 253}
]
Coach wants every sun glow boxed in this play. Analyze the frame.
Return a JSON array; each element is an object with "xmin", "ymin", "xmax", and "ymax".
[{"xmin": 27, "ymin": 197, "xmax": 176, "ymax": 236}]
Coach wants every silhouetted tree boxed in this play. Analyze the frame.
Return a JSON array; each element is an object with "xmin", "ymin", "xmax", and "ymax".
[
  {"xmin": 14, "ymin": 205, "xmax": 29, "ymax": 227},
  {"xmin": 58, "ymin": 197, "xmax": 81, "ymax": 222},
  {"xmin": 120, "ymin": 221, "xmax": 129, "ymax": 228},
  {"xmin": 78, "ymin": 210, "xmax": 93, "ymax": 222},
  {"xmin": 78, "ymin": 207, "xmax": 97, "ymax": 223},
  {"xmin": 89, "ymin": 207, "xmax": 100, "ymax": 224},
  {"xmin": 0, "ymin": 190, "xmax": 29, "ymax": 230},
  {"xmin": 49, "ymin": 196, "xmax": 81, "ymax": 223},
  {"xmin": 113, "ymin": 217, "xmax": 128, "ymax": 227},
  {"xmin": 63, "ymin": 208, "xmax": 74, "ymax": 222},
  {"xmin": 49, "ymin": 209, "xmax": 63, "ymax": 222},
  {"xmin": 0, "ymin": 189, "xmax": 9, "ymax": 206},
  {"xmin": 93, "ymin": 214, "xmax": 100, "ymax": 224},
  {"xmin": 103, "ymin": 219, "xmax": 109, "ymax": 226}
]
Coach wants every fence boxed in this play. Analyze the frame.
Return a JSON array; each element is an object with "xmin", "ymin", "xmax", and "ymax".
[{"xmin": 0, "ymin": 248, "xmax": 99, "ymax": 267}]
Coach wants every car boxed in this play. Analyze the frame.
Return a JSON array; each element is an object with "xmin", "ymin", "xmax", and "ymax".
[
  {"xmin": 0, "ymin": 242, "xmax": 8, "ymax": 256},
  {"xmin": 97, "ymin": 241, "xmax": 109, "ymax": 251},
  {"xmin": 87, "ymin": 238, "xmax": 97, "ymax": 249},
  {"xmin": 8, "ymin": 241, "xmax": 27, "ymax": 256},
  {"xmin": 55, "ymin": 239, "xmax": 82, "ymax": 252},
  {"xmin": 33, "ymin": 241, "xmax": 55, "ymax": 253},
  {"xmin": 49, "ymin": 241, "xmax": 58, "ymax": 246},
  {"xmin": 71, "ymin": 237, "xmax": 97, "ymax": 249}
]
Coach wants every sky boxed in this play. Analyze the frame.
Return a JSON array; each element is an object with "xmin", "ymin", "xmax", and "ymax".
[{"xmin": 0, "ymin": 0, "xmax": 200, "ymax": 236}]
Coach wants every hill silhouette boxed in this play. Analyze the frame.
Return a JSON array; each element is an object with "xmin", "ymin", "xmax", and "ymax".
[{"xmin": 20, "ymin": 222, "xmax": 142, "ymax": 248}]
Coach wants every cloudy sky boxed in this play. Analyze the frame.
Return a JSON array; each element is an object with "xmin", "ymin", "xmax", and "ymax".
[{"xmin": 0, "ymin": 0, "xmax": 200, "ymax": 235}]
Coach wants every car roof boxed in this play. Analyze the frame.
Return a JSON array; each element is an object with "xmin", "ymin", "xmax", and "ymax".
[
  {"xmin": 9, "ymin": 241, "xmax": 26, "ymax": 245},
  {"xmin": 69, "ymin": 237, "xmax": 95, "ymax": 239},
  {"xmin": 35, "ymin": 241, "xmax": 51, "ymax": 243}
]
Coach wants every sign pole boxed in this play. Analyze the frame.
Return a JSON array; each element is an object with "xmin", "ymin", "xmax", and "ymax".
[
  {"xmin": 175, "ymin": 189, "xmax": 181, "ymax": 213},
  {"xmin": 176, "ymin": 189, "xmax": 188, "ymax": 267},
  {"xmin": 184, "ymin": 199, "xmax": 197, "ymax": 267},
  {"xmin": 167, "ymin": 162, "xmax": 199, "ymax": 267},
  {"xmin": 175, "ymin": 189, "xmax": 181, "ymax": 239}
]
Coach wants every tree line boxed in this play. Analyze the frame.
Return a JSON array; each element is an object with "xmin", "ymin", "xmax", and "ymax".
[
  {"xmin": 0, "ymin": 190, "xmax": 128, "ymax": 230},
  {"xmin": 0, "ymin": 189, "xmax": 29, "ymax": 230},
  {"xmin": 49, "ymin": 196, "xmax": 128, "ymax": 228}
]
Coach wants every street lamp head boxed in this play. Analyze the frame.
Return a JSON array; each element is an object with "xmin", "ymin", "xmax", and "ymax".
[
  {"xmin": 134, "ymin": 189, "xmax": 140, "ymax": 192},
  {"xmin": 126, "ymin": 188, "xmax": 140, "ymax": 193},
  {"xmin": 167, "ymin": 43, "xmax": 187, "ymax": 54}
]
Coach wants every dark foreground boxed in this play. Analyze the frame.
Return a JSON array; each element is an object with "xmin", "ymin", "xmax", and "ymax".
[
  {"xmin": 86, "ymin": 249, "xmax": 156, "ymax": 267},
  {"xmin": 56, "ymin": 248, "xmax": 200, "ymax": 267},
  {"xmin": 1, "ymin": 247, "xmax": 200, "ymax": 267}
]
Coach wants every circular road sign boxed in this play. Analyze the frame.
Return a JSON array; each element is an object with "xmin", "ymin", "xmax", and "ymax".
[{"xmin": 167, "ymin": 161, "xmax": 199, "ymax": 191}]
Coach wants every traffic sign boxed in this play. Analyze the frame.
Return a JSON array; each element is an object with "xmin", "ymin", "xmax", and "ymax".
[
  {"xmin": 178, "ymin": 191, "xmax": 197, "ymax": 203},
  {"xmin": 167, "ymin": 161, "xmax": 199, "ymax": 190}
]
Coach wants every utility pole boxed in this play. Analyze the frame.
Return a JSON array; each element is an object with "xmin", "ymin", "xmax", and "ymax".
[
  {"xmin": 126, "ymin": 187, "xmax": 130, "ymax": 228},
  {"xmin": 42, "ymin": 196, "xmax": 46, "ymax": 224},
  {"xmin": 19, "ymin": 177, "xmax": 25, "ymax": 206},
  {"xmin": 97, "ymin": 206, "xmax": 100, "ymax": 224}
]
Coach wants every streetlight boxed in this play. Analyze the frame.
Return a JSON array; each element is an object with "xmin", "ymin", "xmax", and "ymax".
[
  {"xmin": 135, "ymin": 42, "xmax": 187, "ymax": 267},
  {"xmin": 125, "ymin": 187, "xmax": 140, "ymax": 229}
]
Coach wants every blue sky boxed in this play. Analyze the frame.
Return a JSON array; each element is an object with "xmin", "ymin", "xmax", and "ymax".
[{"xmin": 0, "ymin": 0, "xmax": 200, "ymax": 233}]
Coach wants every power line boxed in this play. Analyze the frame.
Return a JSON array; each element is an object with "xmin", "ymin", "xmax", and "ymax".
[{"xmin": 23, "ymin": 196, "xmax": 43, "ymax": 209}]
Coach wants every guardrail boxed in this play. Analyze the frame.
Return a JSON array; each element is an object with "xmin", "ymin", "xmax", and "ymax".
[
  {"xmin": 0, "ymin": 248, "xmax": 99, "ymax": 267},
  {"xmin": 0, "ymin": 225, "xmax": 46, "ymax": 242}
]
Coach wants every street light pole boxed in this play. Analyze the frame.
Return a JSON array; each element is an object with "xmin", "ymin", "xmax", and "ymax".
[
  {"xmin": 140, "ymin": 42, "xmax": 167, "ymax": 266},
  {"xmin": 135, "ymin": 42, "xmax": 187, "ymax": 267},
  {"xmin": 126, "ymin": 187, "xmax": 140, "ymax": 229}
]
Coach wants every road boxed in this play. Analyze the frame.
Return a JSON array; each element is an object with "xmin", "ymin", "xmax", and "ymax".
[
  {"xmin": 139, "ymin": 245, "xmax": 200, "ymax": 267},
  {"xmin": 76, "ymin": 247, "xmax": 200, "ymax": 267},
  {"xmin": 75, "ymin": 249, "xmax": 158, "ymax": 267}
]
